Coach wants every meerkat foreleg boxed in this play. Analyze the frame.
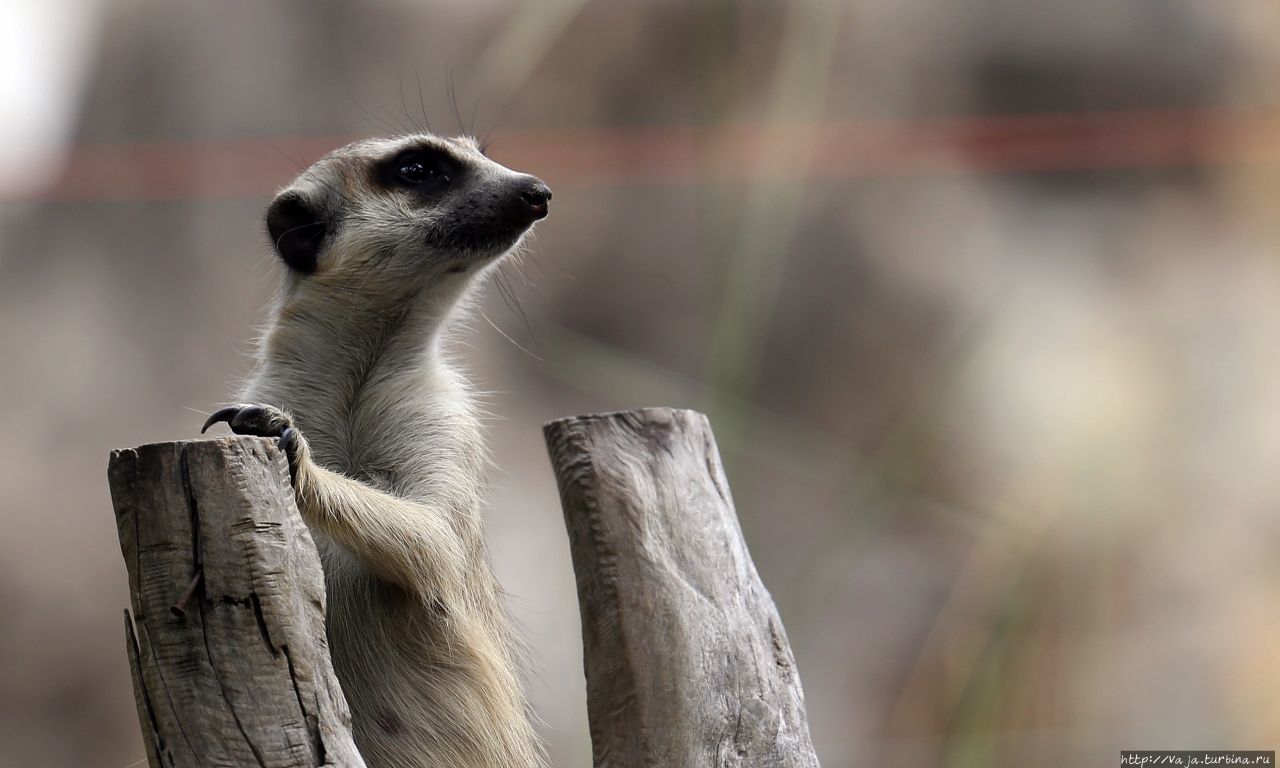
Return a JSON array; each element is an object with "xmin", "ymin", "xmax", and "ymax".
[{"xmin": 202, "ymin": 403, "xmax": 468, "ymax": 598}]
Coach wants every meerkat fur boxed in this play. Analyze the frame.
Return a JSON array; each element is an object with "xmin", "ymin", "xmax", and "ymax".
[{"xmin": 203, "ymin": 133, "xmax": 552, "ymax": 768}]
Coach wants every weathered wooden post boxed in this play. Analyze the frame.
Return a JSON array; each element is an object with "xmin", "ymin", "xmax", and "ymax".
[
  {"xmin": 108, "ymin": 437, "xmax": 365, "ymax": 768},
  {"xmin": 108, "ymin": 409, "xmax": 819, "ymax": 767},
  {"xmin": 544, "ymin": 408, "xmax": 821, "ymax": 767}
]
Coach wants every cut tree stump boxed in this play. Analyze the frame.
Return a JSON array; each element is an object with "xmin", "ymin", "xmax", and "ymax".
[
  {"xmin": 108, "ymin": 437, "xmax": 365, "ymax": 768},
  {"xmin": 544, "ymin": 408, "xmax": 821, "ymax": 768}
]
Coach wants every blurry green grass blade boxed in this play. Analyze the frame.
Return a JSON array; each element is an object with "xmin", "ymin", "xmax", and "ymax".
[
  {"xmin": 473, "ymin": 0, "xmax": 589, "ymax": 112},
  {"xmin": 703, "ymin": 0, "xmax": 846, "ymax": 454}
]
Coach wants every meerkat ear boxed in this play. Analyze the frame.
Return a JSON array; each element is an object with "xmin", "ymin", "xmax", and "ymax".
[{"xmin": 266, "ymin": 191, "xmax": 329, "ymax": 274}]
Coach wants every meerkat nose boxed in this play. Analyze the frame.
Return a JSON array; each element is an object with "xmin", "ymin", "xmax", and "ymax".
[{"xmin": 519, "ymin": 179, "xmax": 552, "ymax": 220}]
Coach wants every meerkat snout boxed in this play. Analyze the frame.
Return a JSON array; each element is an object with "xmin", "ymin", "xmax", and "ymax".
[
  {"xmin": 518, "ymin": 178, "xmax": 552, "ymax": 221},
  {"xmin": 485, "ymin": 173, "xmax": 551, "ymax": 231}
]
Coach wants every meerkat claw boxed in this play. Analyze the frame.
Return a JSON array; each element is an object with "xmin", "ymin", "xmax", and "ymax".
[
  {"xmin": 201, "ymin": 406, "xmax": 241, "ymax": 433},
  {"xmin": 229, "ymin": 405, "xmax": 266, "ymax": 431},
  {"xmin": 200, "ymin": 403, "xmax": 292, "ymax": 439},
  {"xmin": 278, "ymin": 427, "xmax": 298, "ymax": 455}
]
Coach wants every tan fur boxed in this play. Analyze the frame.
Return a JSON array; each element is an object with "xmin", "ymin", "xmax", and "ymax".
[{"xmin": 237, "ymin": 135, "xmax": 545, "ymax": 767}]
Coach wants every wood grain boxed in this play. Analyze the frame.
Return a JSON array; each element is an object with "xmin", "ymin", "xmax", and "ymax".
[
  {"xmin": 544, "ymin": 408, "xmax": 820, "ymax": 768},
  {"xmin": 108, "ymin": 437, "xmax": 365, "ymax": 768}
]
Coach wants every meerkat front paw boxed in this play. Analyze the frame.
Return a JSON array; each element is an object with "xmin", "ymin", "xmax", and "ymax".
[{"xmin": 201, "ymin": 403, "xmax": 307, "ymax": 479}]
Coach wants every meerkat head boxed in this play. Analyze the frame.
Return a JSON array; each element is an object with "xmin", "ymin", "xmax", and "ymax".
[{"xmin": 264, "ymin": 133, "xmax": 550, "ymax": 305}]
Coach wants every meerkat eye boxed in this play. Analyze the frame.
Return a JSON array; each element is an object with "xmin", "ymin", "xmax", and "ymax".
[
  {"xmin": 397, "ymin": 160, "xmax": 434, "ymax": 184},
  {"xmin": 389, "ymin": 149, "xmax": 454, "ymax": 188}
]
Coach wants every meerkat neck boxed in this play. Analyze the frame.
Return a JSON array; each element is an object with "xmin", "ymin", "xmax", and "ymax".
[{"xmin": 249, "ymin": 289, "xmax": 468, "ymax": 434}]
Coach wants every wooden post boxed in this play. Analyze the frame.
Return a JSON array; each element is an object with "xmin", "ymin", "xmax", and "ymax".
[
  {"xmin": 544, "ymin": 408, "xmax": 821, "ymax": 768},
  {"xmin": 108, "ymin": 437, "xmax": 365, "ymax": 768}
]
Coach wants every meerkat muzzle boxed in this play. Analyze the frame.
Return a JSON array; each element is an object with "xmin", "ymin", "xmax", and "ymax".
[{"xmin": 520, "ymin": 179, "xmax": 552, "ymax": 221}]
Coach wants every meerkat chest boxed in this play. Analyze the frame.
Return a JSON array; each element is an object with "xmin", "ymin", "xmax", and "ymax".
[
  {"xmin": 333, "ymin": 393, "xmax": 478, "ymax": 484},
  {"xmin": 252, "ymin": 364, "xmax": 481, "ymax": 485}
]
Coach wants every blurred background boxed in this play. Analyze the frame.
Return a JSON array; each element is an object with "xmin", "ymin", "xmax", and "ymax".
[{"xmin": 3, "ymin": 1, "xmax": 1280, "ymax": 766}]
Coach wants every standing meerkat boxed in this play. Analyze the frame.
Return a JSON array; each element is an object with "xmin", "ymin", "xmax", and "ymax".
[{"xmin": 201, "ymin": 133, "xmax": 551, "ymax": 768}]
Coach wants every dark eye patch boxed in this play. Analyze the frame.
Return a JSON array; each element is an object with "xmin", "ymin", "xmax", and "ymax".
[{"xmin": 379, "ymin": 146, "xmax": 460, "ymax": 191}]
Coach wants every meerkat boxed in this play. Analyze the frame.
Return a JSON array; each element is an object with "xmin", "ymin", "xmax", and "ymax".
[{"xmin": 200, "ymin": 133, "xmax": 551, "ymax": 768}]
